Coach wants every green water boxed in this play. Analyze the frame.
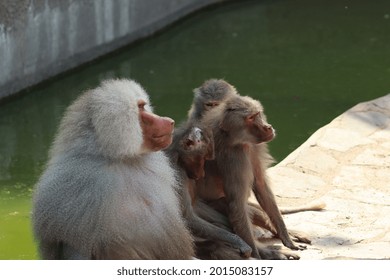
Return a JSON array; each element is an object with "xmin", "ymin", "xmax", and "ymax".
[{"xmin": 1, "ymin": 0, "xmax": 390, "ymax": 259}]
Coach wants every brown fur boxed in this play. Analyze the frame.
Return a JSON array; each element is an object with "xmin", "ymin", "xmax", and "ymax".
[
  {"xmin": 189, "ymin": 80, "xmax": 316, "ymax": 258},
  {"xmin": 194, "ymin": 94, "xmax": 310, "ymax": 259},
  {"xmin": 166, "ymin": 122, "xmax": 252, "ymax": 258}
]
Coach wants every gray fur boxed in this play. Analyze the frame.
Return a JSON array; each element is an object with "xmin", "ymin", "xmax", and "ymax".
[
  {"xmin": 32, "ymin": 79, "xmax": 194, "ymax": 259},
  {"xmin": 188, "ymin": 79, "xmax": 238, "ymax": 121}
]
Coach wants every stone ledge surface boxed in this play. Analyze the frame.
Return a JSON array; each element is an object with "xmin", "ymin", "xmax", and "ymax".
[{"xmin": 263, "ymin": 94, "xmax": 390, "ymax": 259}]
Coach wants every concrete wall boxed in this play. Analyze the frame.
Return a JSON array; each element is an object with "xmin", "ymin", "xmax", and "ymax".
[{"xmin": 0, "ymin": 0, "xmax": 225, "ymax": 100}]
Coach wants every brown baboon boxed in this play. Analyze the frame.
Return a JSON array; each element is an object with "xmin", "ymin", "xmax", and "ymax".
[
  {"xmin": 32, "ymin": 79, "xmax": 194, "ymax": 260},
  {"xmin": 166, "ymin": 123, "xmax": 252, "ymax": 258},
  {"xmin": 190, "ymin": 79, "xmax": 317, "ymax": 253},
  {"xmin": 196, "ymin": 95, "xmax": 306, "ymax": 258}
]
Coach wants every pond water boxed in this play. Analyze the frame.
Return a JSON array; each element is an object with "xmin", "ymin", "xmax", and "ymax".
[{"xmin": 1, "ymin": 0, "xmax": 390, "ymax": 259}]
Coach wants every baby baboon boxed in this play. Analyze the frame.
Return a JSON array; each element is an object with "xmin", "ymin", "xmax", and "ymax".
[
  {"xmin": 167, "ymin": 122, "xmax": 252, "ymax": 258},
  {"xmin": 32, "ymin": 79, "xmax": 194, "ymax": 259}
]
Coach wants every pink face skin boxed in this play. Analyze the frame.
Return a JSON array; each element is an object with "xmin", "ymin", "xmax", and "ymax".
[{"xmin": 138, "ymin": 100, "xmax": 175, "ymax": 152}]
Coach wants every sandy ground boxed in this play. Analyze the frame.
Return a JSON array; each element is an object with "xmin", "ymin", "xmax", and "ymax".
[{"xmin": 253, "ymin": 94, "xmax": 390, "ymax": 259}]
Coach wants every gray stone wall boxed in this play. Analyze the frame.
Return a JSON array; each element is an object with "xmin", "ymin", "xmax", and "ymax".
[{"xmin": 0, "ymin": 0, "xmax": 224, "ymax": 99}]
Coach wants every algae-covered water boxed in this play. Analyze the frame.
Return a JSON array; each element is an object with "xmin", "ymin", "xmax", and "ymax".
[{"xmin": 1, "ymin": 0, "xmax": 390, "ymax": 259}]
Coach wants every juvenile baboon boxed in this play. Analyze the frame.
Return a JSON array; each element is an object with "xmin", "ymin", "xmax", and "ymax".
[
  {"xmin": 166, "ymin": 123, "xmax": 252, "ymax": 258},
  {"xmin": 32, "ymin": 79, "xmax": 194, "ymax": 260},
  {"xmin": 188, "ymin": 79, "xmax": 238, "ymax": 121},
  {"xmin": 196, "ymin": 95, "xmax": 306, "ymax": 258}
]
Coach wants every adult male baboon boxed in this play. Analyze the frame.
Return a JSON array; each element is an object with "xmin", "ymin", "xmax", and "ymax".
[
  {"xmin": 166, "ymin": 123, "xmax": 252, "ymax": 258},
  {"xmin": 32, "ymin": 79, "xmax": 194, "ymax": 259}
]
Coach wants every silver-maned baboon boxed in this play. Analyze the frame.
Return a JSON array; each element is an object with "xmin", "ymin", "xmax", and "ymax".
[{"xmin": 32, "ymin": 79, "xmax": 194, "ymax": 259}]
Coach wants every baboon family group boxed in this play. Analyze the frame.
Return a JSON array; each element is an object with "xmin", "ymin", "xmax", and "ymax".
[{"xmin": 32, "ymin": 78, "xmax": 324, "ymax": 259}]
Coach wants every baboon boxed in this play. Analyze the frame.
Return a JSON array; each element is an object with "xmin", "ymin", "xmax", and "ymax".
[
  {"xmin": 168, "ymin": 122, "xmax": 301, "ymax": 260},
  {"xmin": 32, "ymin": 79, "xmax": 194, "ymax": 260},
  {"xmin": 189, "ymin": 79, "xmax": 316, "ymax": 253},
  {"xmin": 166, "ymin": 123, "xmax": 252, "ymax": 258},
  {"xmin": 196, "ymin": 95, "xmax": 305, "ymax": 258},
  {"xmin": 188, "ymin": 79, "xmax": 238, "ymax": 122}
]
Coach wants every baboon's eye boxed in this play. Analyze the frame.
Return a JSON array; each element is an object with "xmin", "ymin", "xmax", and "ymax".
[
  {"xmin": 138, "ymin": 100, "xmax": 146, "ymax": 110},
  {"xmin": 247, "ymin": 112, "xmax": 260, "ymax": 121},
  {"xmin": 205, "ymin": 101, "xmax": 219, "ymax": 107}
]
